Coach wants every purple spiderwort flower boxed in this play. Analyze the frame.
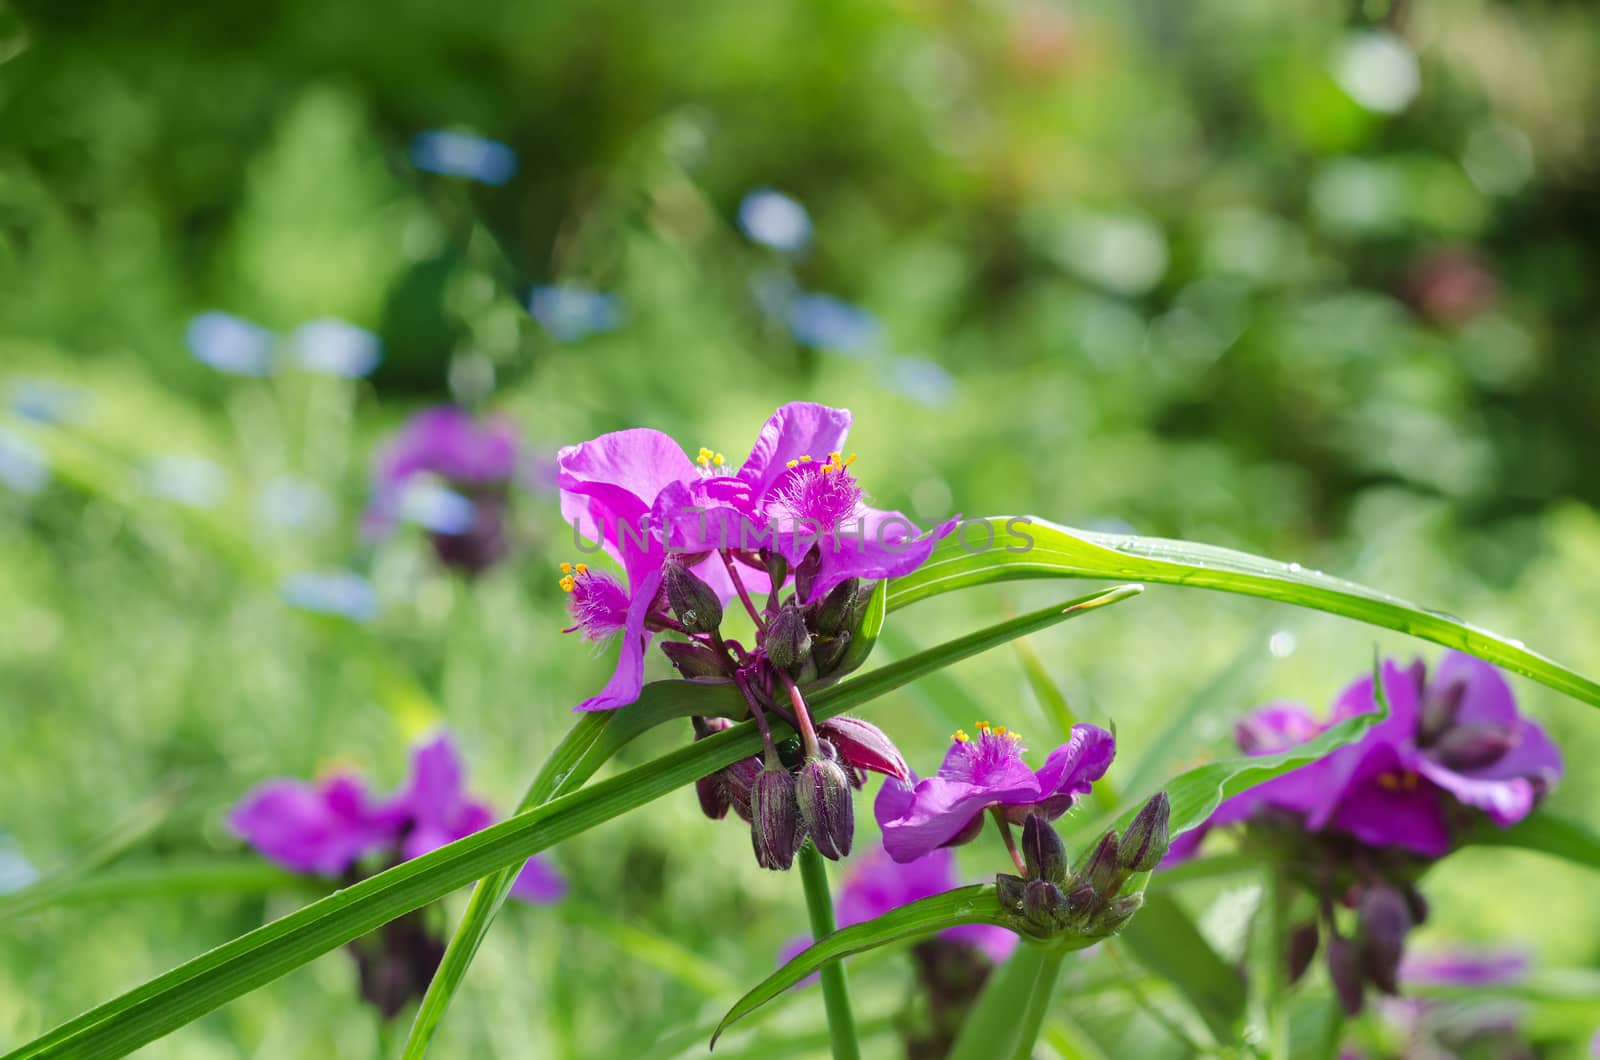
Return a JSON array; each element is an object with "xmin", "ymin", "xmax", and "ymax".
[
  {"xmin": 1399, "ymin": 947, "xmax": 1530, "ymax": 989},
  {"xmin": 365, "ymin": 406, "xmax": 522, "ymax": 575},
  {"xmin": 685, "ymin": 402, "xmax": 958, "ymax": 604},
  {"xmin": 1165, "ymin": 652, "xmax": 1563, "ymax": 863},
  {"xmin": 875, "ymin": 722, "xmax": 1116, "ymax": 863},
  {"xmin": 780, "ymin": 847, "xmax": 1017, "ymax": 976},
  {"xmin": 229, "ymin": 732, "xmax": 563, "ymax": 903}
]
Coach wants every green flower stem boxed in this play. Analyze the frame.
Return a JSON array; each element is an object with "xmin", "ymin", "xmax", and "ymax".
[
  {"xmin": 797, "ymin": 842, "xmax": 861, "ymax": 1060},
  {"xmin": 949, "ymin": 941, "xmax": 1049, "ymax": 1060},
  {"xmin": 1248, "ymin": 870, "xmax": 1292, "ymax": 1060},
  {"xmin": 1009, "ymin": 947, "xmax": 1066, "ymax": 1060}
]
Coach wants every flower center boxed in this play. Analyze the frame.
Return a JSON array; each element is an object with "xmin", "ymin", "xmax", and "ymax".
[
  {"xmin": 559, "ymin": 562, "xmax": 630, "ymax": 640},
  {"xmin": 1376, "ymin": 770, "xmax": 1420, "ymax": 792},
  {"xmin": 694, "ymin": 446, "xmax": 728, "ymax": 475},
  {"xmin": 766, "ymin": 453, "xmax": 865, "ymax": 529},
  {"xmin": 943, "ymin": 721, "xmax": 1026, "ymax": 783}
]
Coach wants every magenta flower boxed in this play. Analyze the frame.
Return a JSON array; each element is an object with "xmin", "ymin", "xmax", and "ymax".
[
  {"xmin": 1166, "ymin": 652, "xmax": 1563, "ymax": 863},
  {"xmin": 229, "ymin": 732, "xmax": 564, "ymax": 903},
  {"xmin": 687, "ymin": 402, "xmax": 957, "ymax": 603},
  {"xmin": 364, "ymin": 405, "xmax": 523, "ymax": 574},
  {"xmin": 556, "ymin": 428, "xmax": 736, "ymax": 711},
  {"xmin": 875, "ymin": 722, "xmax": 1116, "ymax": 863},
  {"xmin": 780, "ymin": 846, "xmax": 1017, "ymax": 974},
  {"xmin": 1399, "ymin": 947, "xmax": 1529, "ymax": 989}
]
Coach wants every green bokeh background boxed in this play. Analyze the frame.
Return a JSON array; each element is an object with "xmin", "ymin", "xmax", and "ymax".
[{"xmin": 2, "ymin": 0, "xmax": 1597, "ymax": 1055}]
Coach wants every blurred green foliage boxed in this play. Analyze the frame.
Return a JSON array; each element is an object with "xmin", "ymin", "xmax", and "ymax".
[{"xmin": 2, "ymin": 0, "xmax": 1598, "ymax": 1055}]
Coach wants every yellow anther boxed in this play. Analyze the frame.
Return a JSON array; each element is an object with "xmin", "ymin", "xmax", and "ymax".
[
  {"xmin": 560, "ymin": 562, "xmax": 573, "ymax": 573},
  {"xmin": 712, "ymin": 452, "xmax": 725, "ymax": 467},
  {"xmin": 842, "ymin": 453, "xmax": 857, "ymax": 468},
  {"xmin": 799, "ymin": 455, "xmax": 812, "ymax": 462},
  {"xmin": 786, "ymin": 459, "xmax": 800, "ymax": 468},
  {"xmin": 559, "ymin": 575, "xmax": 576, "ymax": 593},
  {"xmin": 952, "ymin": 729, "xmax": 969, "ymax": 743},
  {"xmin": 696, "ymin": 455, "xmax": 710, "ymax": 467},
  {"xmin": 994, "ymin": 726, "xmax": 1008, "ymax": 737},
  {"xmin": 976, "ymin": 720, "xmax": 990, "ymax": 731},
  {"xmin": 575, "ymin": 563, "xmax": 588, "ymax": 574},
  {"xmin": 698, "ymin": 447, "xmax": 714, "ymax": 459}
]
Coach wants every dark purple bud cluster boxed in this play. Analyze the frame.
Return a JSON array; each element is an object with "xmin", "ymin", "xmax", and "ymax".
[
  {"xmin": 695, "ymin": 713, "xmax": 910, "ymax": 871},
  {"xmin": 996, "ymin": 794, "xmax": 1169, "ymax": 941},
  {"xmin": 1319, "ymin": 878, "xmax": 1427, "ymax": 1015}
]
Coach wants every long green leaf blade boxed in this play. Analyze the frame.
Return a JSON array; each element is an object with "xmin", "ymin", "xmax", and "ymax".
[
  {"xmin": 9, "ymin": 586, "xmax": 1139, "ymax": 1060},
  {"xmin": 888, "ymin": 517, "xmax": 1600, "ymax": 711},
  {"xmin": 1462, "ymin": 810, "xmax": 1600, "ymax": 870},
  {"xmin": 710, "ymin": 885, "xmax": 1011, "ymax": 1047},
  {"xmin": 1117, "ymin": 892, "xmax": 1244, "ymax": 1044}
]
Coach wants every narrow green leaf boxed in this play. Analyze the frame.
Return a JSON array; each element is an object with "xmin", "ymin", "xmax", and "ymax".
[
  {"xmin": 11, "ymin": 587, "xmax": 1139, "ymax": 1060},
  {"xmin": 710, "ymin": 885, "xmax": 1014, "ymax": 1048},
  {"xmin": 948, "ymin": 943, "xmax": 1052, "ymax": 1060},
  {"xmin": 1117, "ymin": 892, "xmax": 1244, "ymax": 1044},
  {"xmin": 1461, "ymin": 810, "xmax": 1600, "ymax": 871},
  {"xmin": 888, "ymin": 517, "xmax": 1600, "ymax": 712},
  {"xmin": 1012, "ymin": 633, "xmax": 1076, "ymax": 734},
  {"xmin": 558, "ymin": 903, "xmax": 738, "ymax": 998}
]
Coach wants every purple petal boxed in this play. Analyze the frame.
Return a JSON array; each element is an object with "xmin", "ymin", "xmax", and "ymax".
[
  {"xmin": 1415, "ymin": 718, "xmax": 1559, "ymax": 827},
  {"xmin": 1328, "ymin": 659, "xmax": 1423, "ymax": 735},
  {"xmin": 1324, "ymin": 743, "xmax": 1452, "ymax": 855},
  {"xmin": 805, "ymin": 510, "xmax": 960, "ymax": 603},
  {"xmin": 1235, "ymin": 703, "xmax": 1323, "ymax": 755},
  {"xmin": 394, "ymin": 733, "xmax": 468, "ymax": 824},
  {"xmin": 877, "ymin": 775, "xmax": 1026, "ymax": 863},
  {"xmin": 1400, "ymin": 947, "xmax": 1529, "ymax": 988},
  {"xmin": 558, "ymin": 428, "xmax": 696, "ymax": 560},
  {"xmin": 228, "ymin": 775, "xmax": 392, "ymax": 876},
  {"xmin": 1027, "ymin": 725, "xmax": 1116, "ymax": 818},
  {"xmin": 1431, "ymin": 651, "xmax": 1520, "ymax": 730},
  {"xmin": 575, "ymin": 564, "xmax": 664, "ymax": 711},
  {"xmin": 509, "ymin": 856, "xmax": 567, "ymax": 903},
  {"xmin": 736, "ymin": 403, "xmax": 853, "ymax": 499}
]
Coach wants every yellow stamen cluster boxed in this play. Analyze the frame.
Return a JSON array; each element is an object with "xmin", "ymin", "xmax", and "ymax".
[
  {"xmin": 784, "ymin": 451, "xmax": 858, "ymax": 473},
  {"xmin": 696, "ymin": 446, "xmax": 727, "ymax": 470},
  {"xmin": 1377, "ymin": 771, "xmax": 1420, "ymax": 792},
  {"xmin": 557, "ymin": 561, "xmax": 589, "ymax": 593},
  {"xmin": 952, "ymin": 720, "xmax": 1022, "ymax": 745}
]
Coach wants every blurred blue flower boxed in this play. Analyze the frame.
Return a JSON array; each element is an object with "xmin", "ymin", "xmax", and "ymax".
[
  {"xmin": 397, "ymin": 479, "xmax": 477, "ymax": 535},
  {"xmin": 529, "ymin": 285, "xmax": 626, "ymax": 342},
  {"xmin": 748, "ymin": 267, "xmax": 799, "ymax": 320},
  {"xmin": 186, "ymin": 312, "xmax": 276, "ymax": 377},
  {"xmin": 142, "ymin": 454, "xmax": 228, "ymax": 509},
  {"xmin": 786, "ymin": 293, "xmax": 881, "ymax": 355},
  {"xmin": 7, "ymin": 378, "xmax": 88, "ymax": 425},
  {"xmin": 279, "ymin": 571, "xmax": 379, "ymax": 622},
  {"xmin": 409, "ymin": 130, "xmax": 518, "ymax": 185},
  {"xmin": 0, "ymin": 429, "xmax": 49, "ymax": 494},
  {"xmin": 738, "ymin": 188, "xmax": 813, "ymax": 253},
  {"xmin": 0, "ymin": 834, "xmax": 39, "ymax": 894},
  {"xmin": 256, "ymin": 477, "xmax": 334, "ymax": 532},
  {"xmin": 291, "ymin": 319, "xmax": 383, "ymax": 378},
  {"xmin": 880, "ymin": 356, "xmax": 957, "ymax": 409}
]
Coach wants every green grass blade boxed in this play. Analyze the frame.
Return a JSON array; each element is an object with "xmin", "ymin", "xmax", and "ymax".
[
  {"xmin": 11, "ymin": 586, "xmax": 1139, "ymax": 1060},
  {"xmin": 887, "ymin": 517, "xmax": 1600, "ymax": 711},
  {"xmin": 1461, "ymin": 810, "xmax": 1600, "ymax": 870},
  {"xmin": 0, "ymin": 860, "xmax": 306, "ymax": 920},
  {"xmin": 1116, "ymin": 892, "xmax": 1243, "ymax": 1045},
  {"xmin": 710, "ymin": 885, "xmax": 1012, "ymax": 1048}
]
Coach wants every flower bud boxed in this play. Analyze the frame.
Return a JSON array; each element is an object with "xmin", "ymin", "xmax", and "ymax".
[
  {"xmin": 813, "ymin": 578, "xmax": 859, "ymax": 637},
  {"xmin": 1431, "ymin": 723, "xmax": 1517, "ymax": 771},
  {"xmin": 795, "ymin": 757, "xmax": 855, "ymax": 860},
  {"xmin": 660, "ymin": 640, "xmax": 730, "ymax": 679},
  {"xmin": 809, "ymin": 633, "xmax": 851, "ymax": 676},
  {"xmin": 995, "ymin": 873, "xmax": 1027, "ymax": 915},
  {"xmin": 1082, "ymin": 831, "xmax": 1126, "ymax": 898},
  {"xmin": 1021, "ymin": 813, "xmax": 1068, "ymax": 885},
  {"xmin": 1358, "ymin": 883, "xmax": 1412, "ymax": 996},
  {"xmin": 1061, "ymin": 882, "xmax": 1100, "ymax": 926},
  {"xmin": 1285, "ymin": 920, "xmax": 1320, "ymax": 985},
  {"xmin": 765, "ymin": 604, "xmax": 812, "ymax": 671},
  {"xmin": 793, "ymin": 547, "xmax": 821, "ymax": 603},
  {"xmin": 1087, "ymin": 894, "xmax": 1142, "ymax": 936},
  {"xmin": 1326, "ymin": 933, "xmax": 1366, "ymax": 1016},
  {"xmin": 1118, "ymin": 792, "xmax": 1171, "ymax": 872},
  {"xmin": 751, "ymin": 766, "xmax": 801, "ymax": 870},
  {"xmin": 662, "ymin": 561, "xmax": 723, "ymax": 633},
  {"xmin": 692, "ymin": 718, "xmax": 735, "ymax": 820},
  {"xmin": 760, "ymin": 547, "xmax": 788, "ymax": 591},
  {"xmin": 1022, "ymin": 879, "xmax": 1065, "ymax": 931},
  {"xmin": 723, "ymin": 756, "xmax": 762, "ymax": 822},
  {"xmin": 817, "ymin": 716, "xmax": 910, "ymax": 782}
]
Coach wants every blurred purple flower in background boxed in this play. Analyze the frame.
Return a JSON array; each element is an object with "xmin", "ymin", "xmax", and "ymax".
[
  {"xmin": 876, "ymin": 722, "xmax": 1115, "ymax": 863},
  {"xmin": 834, "ymin": 847, "xmax": 1016, "ymax": 963},
  {"xmin": 528, "ymin": 285, "xmax": 627, "ymax": 342},
  {"xmin": 409, "ymin": 130, "xmax": 518, "ymax": 185},
  {"xmin": 186, "ymin": 311, "xmax": 276, "ymax": 376},
  {"xmin": 785, "ymin": 293, "xmax": 881, "ymax": 355},
  {"xmin": 1399, "ymin": 947, "xmax": 1530, "ymax": 988},
  {"xmin": 278, "ymin": 571, "xmax": 379, "ymax": 623},
  {"xmin": 366, "ymin": 405, "xmax": 523, "ymax": 575},
  {"xmin": 291, "ymin": 318, "xmax": 383, "ymax": 378},
  {"xmin": 229, "ymin": 731, "xmax": 564, "ymax": 902},
  {"xmin": 0, "ymin": 429, "xmax": 49, "ymax": 495},
  {"xmin": 738, "ymin": 188, "xmax": 813, "ymax": 253}
]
